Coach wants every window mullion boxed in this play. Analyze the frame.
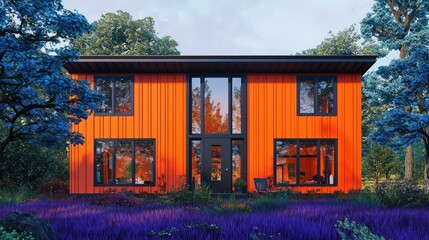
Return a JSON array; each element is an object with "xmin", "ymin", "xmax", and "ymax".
[
  {"xmin": 132, "ymin": 141, "xmax": 135, "ymax": 185},
  {"xmin": 113, "ymin": 140, "xmax": 116, "ymax": 185},
  {"xmin": 317, "ymin": 140, "xmax": 321, "ymax": 185},
  {"xmin": 112, "ymin": 79, "xmax": 116, "ymax": 114},
  {"xmin": 201, "ymin": 78, "xmax": 205, "ymax": 134},
  {"xmin": 296, "ymin": 140, "xmax": 300, "ymax": 186},
  {"xmin": 314, "ymin": 78, "xmax": 318, "ymax": 115}
]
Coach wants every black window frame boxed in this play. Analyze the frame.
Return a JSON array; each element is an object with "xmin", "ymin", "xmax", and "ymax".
[
  {"xmin": 297, "ymin": 76, "xmax": 337, "ymax": 116},
  {"xmin": 188, "ymin": 75, "xmax": 246, "ymax": 136},
  {"xmin": 273, "ymin": 138, "xmax": 338, "ymax": 187},
  {"xmin": 94, "ymin": 75, "xmax": 134, "ymax": 116},
  {"xmin": 94, "ymin": 138, "xmax": 156, "ymax": 187}
]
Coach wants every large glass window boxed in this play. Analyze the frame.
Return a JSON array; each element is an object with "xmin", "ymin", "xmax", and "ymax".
[
  {"xmin": 204, "ymin": 78, "xmax": 229, "ymax": 134},
  {"xmin": 274, "ymin": 139, "xmax": 337, "ymax": 186},
  {"xmin": 95, "ymin": 139, "xmax": 155, "ymax": 186},
  {"xmin": 191, "ymin": 76, "xmax": 243, "ymax": 135},
  {"xmin": 95, "ymin": 76, "xmax": 133, "ymax": 115},
  {"xmin": 298, "ymin": 76, "xmax": 336, "ymax": 115}
]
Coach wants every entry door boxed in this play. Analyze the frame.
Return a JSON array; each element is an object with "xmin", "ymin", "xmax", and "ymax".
[{"xmin": 203, "ymin": 138, "xmax": 231, "ymax": 193}]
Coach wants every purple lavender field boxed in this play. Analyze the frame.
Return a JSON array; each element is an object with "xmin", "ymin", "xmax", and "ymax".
[{"xmin": 1, "ymin": 198, "xmax": 428, "ymax": 240}]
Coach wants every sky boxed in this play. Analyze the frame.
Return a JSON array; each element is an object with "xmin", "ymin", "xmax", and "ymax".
[{"xmin": 62, "ymin": 0, "xmax": 395, "ymax": 68}]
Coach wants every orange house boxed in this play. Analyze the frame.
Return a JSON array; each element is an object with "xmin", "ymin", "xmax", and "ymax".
[{"xmin": 65, "ymin": 55, "xmax": 375, "ymax": 194}]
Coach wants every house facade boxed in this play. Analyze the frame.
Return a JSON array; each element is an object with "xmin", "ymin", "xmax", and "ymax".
[{"xmin": 65, "ymin": 55, "xmax": 375, "ymax": 194}]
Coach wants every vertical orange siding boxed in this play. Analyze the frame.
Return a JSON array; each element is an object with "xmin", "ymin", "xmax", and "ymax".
[
  {"xmin": 247, "ymin": 74, "xmax": 362, "ymax": 193},
  {"xmin": 70, "ymin": 74, "xmax": 187, "ymax": 194}
]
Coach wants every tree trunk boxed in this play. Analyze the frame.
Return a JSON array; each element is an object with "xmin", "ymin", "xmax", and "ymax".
[
  {"xmin": 399, "ymin": 45, "xmax": 409, "ymax": 59},
  {"xmin": 404, "ymin": 145, "xmax": 413, "ymax": 180},
  {"xmin": 400, "ymin": 45, "xmax": 412, "ymax": 181},
  {"xmin": 425, "ymin": 159, "xmax": 429, "ymax": 185}
]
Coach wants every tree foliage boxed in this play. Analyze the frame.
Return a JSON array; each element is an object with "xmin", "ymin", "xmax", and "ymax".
[
  {"xmin": 299, "ymin": 25, "xmax": 387, "ymax": 56},
  {"xmin": 371, "ymin": 47, "xmax": 429, "ymax": 182},
  {"xmin": 71, "ymin": 11, "xmax": 180, "ymax": 55},
  {"xmin": 361, "ymin": 0, "xmax": 429, "ymax": 58},
  {"xmin": 0, "ymin": 0, "xmax": 102, "ymax": 158},
  {"xmin": 363, "ymin": 142, "xmax": 400, "ymax": 184}
]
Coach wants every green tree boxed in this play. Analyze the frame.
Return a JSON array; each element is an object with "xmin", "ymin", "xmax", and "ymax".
[
  {"xmin": 71, "ymin": 11, "xmax": 180, "ymax": 55},
  {"xmin": 361, "ymin": 0, "xmax": 429, "ymax": 180},
  {"xmin": 363, "ymin": 142, "xmax": 400, "ymax": 184},
  {"xmin": 299, "ymin": 25, "xmax": 387, "ymax": 56}
]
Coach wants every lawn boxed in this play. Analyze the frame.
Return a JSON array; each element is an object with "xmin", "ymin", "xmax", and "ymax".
[{"xmin": 1, "ymin": 195, "xmax": 428, "ymax": 240}]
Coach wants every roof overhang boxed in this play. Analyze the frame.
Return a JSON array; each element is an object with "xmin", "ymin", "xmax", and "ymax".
[{"xmin": 64, "ymin": 55, "xmax": 377, "ymax": 74}]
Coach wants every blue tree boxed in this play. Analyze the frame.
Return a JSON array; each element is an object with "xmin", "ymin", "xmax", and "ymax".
[
  {"xmin": 361, "ymin": 0, "xmax": 429, "ymax": 58},
  {"xmin": 361, "ymin": 0, "xmax": 429, "ymax": 179},
  {"xmin": 0, "ymin": 0, "xmax": 102, "ymax": 159},
  {"xmin": 371, "ymin": 47, "xmax": 429, "ymax": 183}
]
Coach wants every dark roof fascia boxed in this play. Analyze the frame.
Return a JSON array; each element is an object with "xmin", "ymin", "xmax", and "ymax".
[
  {"xmin": 76, "ymin": 55, "xmax": 377, "ymax": 63},
  {"xmin": 65, "ymin": 55, "xmax": 377, "ymax": 74}
]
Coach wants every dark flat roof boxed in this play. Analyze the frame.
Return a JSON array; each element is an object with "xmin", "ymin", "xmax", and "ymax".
[{"xmin": 65, "ymin": 55, "xmax": 377, "ymax": 74}]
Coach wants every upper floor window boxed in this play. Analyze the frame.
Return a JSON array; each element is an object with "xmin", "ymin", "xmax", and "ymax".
[
  {"xmin": 94, "ymin": 76, "xmax": 133, "ymax": 115},
  {"xmin": 298, "ymin": 76, "xmax": 336, "ymax": 116},
  {"xmin": 191, "ymin": 76, "xmax": 243, "ymax": 135},
  {"xmin": 95, "ymin": 139, "xmax": 155, "ymax": 186}
]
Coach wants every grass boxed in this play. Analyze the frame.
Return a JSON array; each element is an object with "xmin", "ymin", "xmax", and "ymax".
[{"xmin": 0, "ymin": 195, "xmax": 428, "ymax": 239}]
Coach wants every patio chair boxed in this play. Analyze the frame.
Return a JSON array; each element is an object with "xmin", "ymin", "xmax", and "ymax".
[{"xmin": 254, "ymin": 178, "xmax": 277, "ymax": 194}]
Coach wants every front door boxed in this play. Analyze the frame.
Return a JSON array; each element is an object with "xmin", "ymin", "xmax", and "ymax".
[{"xmin": 203, "ymin": 138, "xmax": 231, "ymax": 193}]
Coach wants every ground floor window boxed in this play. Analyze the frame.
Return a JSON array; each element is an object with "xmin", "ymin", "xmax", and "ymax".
[
  {"xmin": 274, "ymin": 139, "xmax": 336, "ymax": 186},
  {"xmin": 95, "ymin": 139, "xmax": 155, "ymax": 186}
]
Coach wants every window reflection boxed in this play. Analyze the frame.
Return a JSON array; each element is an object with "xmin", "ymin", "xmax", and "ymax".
[
  {"xmin": 95, "ymin": 76, "xmax": 132, "ymax": 114},
  {"xmin": 135, "ymin": 141, "xmax": 154, "ymax": 184},
  {"xmin": 95, "ymin": 141, "xmax": 114, "ymax": 184},
  {"xmin": 95, "ymin": 139, "xmax": 155, "ymax": 186},
  {"xmin": 232, "ymin": 140, "xmax": 242, "ymax": 190},
  {"xmin": 204, "ymin": 78, "xmax": 229, "ymax": 134},
  {"xmin": 275, "ymin": 140, "xmax": 297, "ymax": 185},
  {"xmin": 115, "ymin": 78, "xmax": 132, "ymax": 113},
  {"xmin": 317, "ymin": 78, "xmax": 335, "ymax": 114},
  {"xmin": 95, "ymin": 78, "xmax": 113, "ymax": 113},
  {"xmin": 299, "ymin": 80, "xmax": 315, "ymax": 113},
  {"xmin": 211, "ymin": 145, "xmax": 222, "ymax": 181},
  {"xmin": 299, "ymin": 141, "xmax": 318, "ymax": 185},
  {"xmin": 191, "ymin": 78, "xmax": 201, "ymax": 134},
  {"xmin": 191, "ymin": 140, "xmax": 202, "ymax": 188},
  {"xmin": 321, "ymin": 141, "xmax": 335, "ymax": 185},
  {"xmin": 275, "ymin": 139, "xmax": 336, "ymax": 186},
  {"xmin": 232, "ymin": 78, "xmax": 242, "ymax": 134},
  {"xmin": 115, "ymin": 141, "xmax": 133, "ymax": 185},
  {"xmin": 298, "ymin": 77, "xmax": 336, "ymax": 115}
]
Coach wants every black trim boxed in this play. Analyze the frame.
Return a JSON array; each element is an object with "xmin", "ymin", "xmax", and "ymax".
[
  {"xmin": 65, "ymin": 55, "xmax": 376, "ymax": 74},
  {"xmin": 94, "ymin": 76, "xmax": 134, "ymax": 116},
  {"xmin": 273, "ymin": 138, "xmax": 338, "ymax": 187},
  {"xmin": 94, "ymin": 138, "xmax": 156, "ymax": 187},
  {"xmin": 297, "ymin": 76, "xmax": 337, "ymax": 116},
  {"xmin": 186, "ymin": 74, "xmax": 247, "ymax": 192}
]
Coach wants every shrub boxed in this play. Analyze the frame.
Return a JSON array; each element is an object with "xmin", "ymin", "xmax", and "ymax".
[
  {"xmin": 0, "ymin": 187, "xmax": 34, "ymax": 204},
  {"xmin": 335, "ymin": 218, "xmax": 384, "ymax": 240},
  {"xmin": 348, "ymin": 189, "xmax": 382, "ymax": 207},
  {"xmin": 0, "ymin": 139, "xmax": 68, "ymax": 190},
  {"xmin": 164, "ymin": 183, "xmax": 212, "ymax": 204},
  {"xmin": 0, "ymin": 226, "xmax": 34, "ymax": 240},
  {"xmin": 375, "ymin": 180, "xmax": 428, "ymax": 207},
  {"xmin": 92, "ymin": 189, "xmax": 140, "ymax": 207},
  {"xmin": 36, "ymin": 179, "xmax": 69, "ymax": 199}
]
